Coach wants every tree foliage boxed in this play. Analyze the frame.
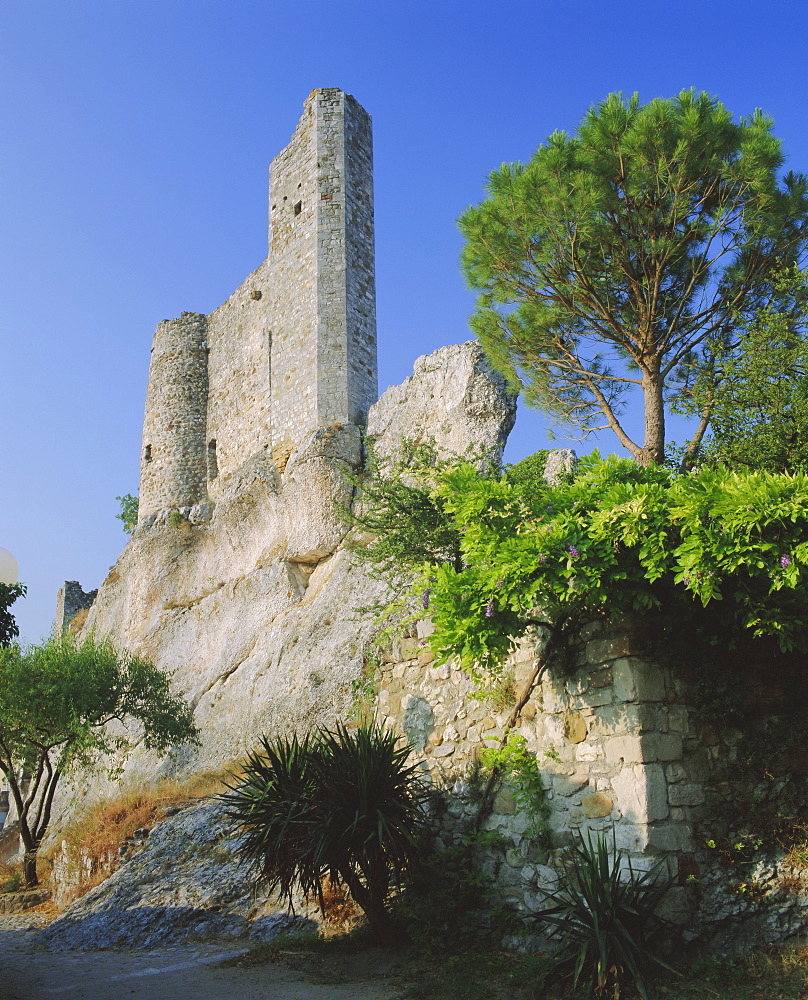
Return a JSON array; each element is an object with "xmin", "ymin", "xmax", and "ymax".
[
  {"xmin": 116, "ymin": 493, "xmax": 139, "ymax": 535},
  {"xmin": 694, "ymin": 268, "xmax": 808, "ymax": 472},
  {"xmin": 0, "ymin": 583, "xmax": 26, "ymax": 648},
  {"xmin": 0, "ymin": 634, "xmax": 199, "ymax": 887},
  {"xmin": 460, "ymin": 90, "xmax": 808, "ymax": 465},
  {"xmin": 421, "ymin": 455, "xmax": 808, "ymax": 675},
  {"xmin": 223, "ymin": 723, "xmax": 426, "ymax": 943}
]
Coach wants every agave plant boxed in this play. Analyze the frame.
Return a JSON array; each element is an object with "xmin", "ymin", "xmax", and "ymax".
[
  {"xmin": 223, "ymin": 723, "xmax": 426, "ymax": 943},
  {"xmin": 536, "ymin": 828, "xmax": 677, "ymax": 999}
]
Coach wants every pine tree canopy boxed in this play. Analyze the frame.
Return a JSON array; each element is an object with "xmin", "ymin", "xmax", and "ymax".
[{"xmin": 459, "ymin": 90, "xmax": 808, "ymax": 466}]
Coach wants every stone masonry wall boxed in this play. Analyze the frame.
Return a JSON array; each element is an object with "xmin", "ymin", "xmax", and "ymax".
[
  {"xmin": 371, "ymin": 618, "xmax": 808, "ymax": 950},
  {"xmin": 205, "ymin": 261, "xmax": 272, "ymax": 491},
  {"xmin": 139, "ymin": 312, "xmax": 209, "ymax": 521},
  {"xmin": 139, "ymin": 88, "xmax": 376, "ymax": 513},
  {"xmin": 267, "ymin": 92, "xmax": 319, "ymax": 469},
  {"xmin": 268, "ymin": 88, "xmax": 377, "ymax": 471},
  {"xmin": 55, "ymin": 581, "xmax": 98, "ymax": 635}
]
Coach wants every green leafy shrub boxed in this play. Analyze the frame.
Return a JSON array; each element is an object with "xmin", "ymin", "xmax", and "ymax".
[
  {"xmin": 504, "ymin": 450, "xmax": 550, "ymax": 496},
  {"xmin": 115, "ymin": 493, "xmax": 139, "ymax": 534},
  {"xmin": 478, "ymin": 732, "xmax": 549, "ymax": 842},
  {"xmin": 223, "ymin": 723, "xmax": 427, "ymax": 943},
  {"xmin": 536, "ymin": 829, "xmax": 676, "ymax": 999},
  {"xmin": 0, "ymin": 582, "xmax": 25, "ymax": 648},
  {"xmin": 421, "ymin": 455, "xmax": 808, "ymax": 676},
  {"xmin": 394, "ymin": 830, "xmax": 519, "ymax": 956}
]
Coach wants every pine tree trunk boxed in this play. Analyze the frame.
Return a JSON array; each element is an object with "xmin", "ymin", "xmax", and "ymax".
[{"xmin": 640, "ymin": 371, "xmax": 666, "ymax": 466}]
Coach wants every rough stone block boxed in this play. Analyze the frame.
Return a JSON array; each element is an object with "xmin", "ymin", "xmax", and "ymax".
[
  {"xmin": 666, "ymin": 762, "xmax": 687, "ymax": 784},
  {"xmin": 553, "ymin": 774, "xmax": 589, "ymax": 798},
  {"xmin": 614, "ymin": 822, "xmax": 650, "ymax": 853},
  {"xmin": 399, "ymin": 638, "xmax": 420, "ymax": 659},
  {"xmin": 605, "ymin": 735, "xmax": 645, "ymax": 764},
  {"xmin": 493, "ymin": 789, "xmax": 517, "ymax": 815},
  {"xmin": 586, "ymin": 635, "xmax": 635, "ymax": 663},
  {"xmin": 570, "ymin": 688, "xmax": 613, "ymax": 709},
  {"xmin": 666, "ymin": 706, "xmax": 690, "ymax": 733},
  {"xmin": 563, "ymin": 711, "xmax": 588, "ymax": 744},
  {"xmin": 611, "ymin": 763, "xmax": 668, "ymax": 823},
  {"xmin": 589, "ymin": 667, "xmax": 613, "ymax": 689},
  {"xmin": 612, "ymin": 658, "xmax": 637, "ymax": 701},
  {"xmin": 613, "ymin": 658, "xmax": 666, "ymax": 702},
  {"xmin": 647, "ymin": 823, "xmax": 693, "ymax": 852},
  {"xmin": 667, "ymin": 783, "xmax": 705, "ymax": 807},
  {"xmin": 647, "ymin": 733, "xmax": 683, "ymax": 762},
  {"xmin": 416, "ymin": 618, "xmax": 435, "ymax": 639},
  {"xmin": 581, "ymin": 792, "xmax": 613, "ymax": 818},
  {"xmin": 541, "ymin": 685, "xmax": 568, "ymax": 714},
  {"xmin": 656, "ymin": 886, "xmax": 694, "ymax": 927}
]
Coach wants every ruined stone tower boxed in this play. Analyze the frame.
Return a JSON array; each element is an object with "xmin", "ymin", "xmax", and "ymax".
[{"xmin": 138, "ymin": 88, "xmax": 377, "ymax": 523}]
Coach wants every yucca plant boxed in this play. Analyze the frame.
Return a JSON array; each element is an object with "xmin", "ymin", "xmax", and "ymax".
[
  {"xmin": 536, "ymin": 829, "xmax": 677, "ymax": 999},
  {"xmin": 223, "ymin": 723, "xmax": 426, "ymax": 943},
  {"xmin": 222, "ymin": 733, "xmax": 321, "ymax": 902}
]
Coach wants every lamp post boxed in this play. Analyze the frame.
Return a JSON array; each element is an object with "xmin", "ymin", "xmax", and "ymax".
[{"xmin": 0, "ymin": 548, "xmax": 18, "ymax": 586}]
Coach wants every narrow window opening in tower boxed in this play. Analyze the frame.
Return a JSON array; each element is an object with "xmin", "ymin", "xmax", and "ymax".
[
  {"xmin": 294, "ymin": 201, "xmax": 302, "ymax": 216},
  {"xmin": 144, "ymin": 444, "xmax": 152, "ymax": 463},
  {"xmin": 208, "ymin": 440, "xmax": 219, "ymax": 480}
]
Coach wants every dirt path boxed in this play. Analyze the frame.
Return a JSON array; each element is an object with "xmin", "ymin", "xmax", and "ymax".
[{"xmin": 0, "ymin": 918, "xmax": 402, "ymax": 1000}]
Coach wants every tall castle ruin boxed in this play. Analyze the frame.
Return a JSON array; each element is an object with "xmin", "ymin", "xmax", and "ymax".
[
  {"xmin": 56, "ymin": 88, "xmax": 515, "ymax": 752},
  {"xmin": 139, "ymin": 88, "xmax": 377, "ymax": 522}
]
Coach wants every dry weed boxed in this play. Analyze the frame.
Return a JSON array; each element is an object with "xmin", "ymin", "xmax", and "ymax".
[
  {"xmin": 315, "ymin": 877, "xmax": 364, "ymax": 937},
  {"xmin": 59, "ymin": 766, "xmax": 237, "ymax": 860}
]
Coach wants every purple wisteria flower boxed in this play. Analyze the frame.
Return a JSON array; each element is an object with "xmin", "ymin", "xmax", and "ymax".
[
  {"xmin": 781, "ymin": 553, "xmax": 792, "ymax": 569},
  {"xmin": 682, "ymin": 575, "xmax": 691, "ymax": 586},
  {"xmin": 485, "ymin": 598, "xmax": 495, "ymax": 617},
  {"xmin": 546, "ymin": 504, "xmax": 554, "ymax": 513},
  {"xmin": 568, "ymin": 544, "xmax": 580, "ymax": 558},
  {"xmin": 496, "ymin": 578, "xmax": 504, "ymax": 589},
  {"xmin": 421, "ymin": 588, "xmax": 431, "ymax": 610}
]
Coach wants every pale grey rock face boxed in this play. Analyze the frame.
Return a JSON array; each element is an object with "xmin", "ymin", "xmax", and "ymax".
[
  {"xmin": 543, "ymin": 448, "xmax": 578, "ymax": 485},
  {"xmin": 67, "ymin": 341, "xmax": 515, "ymax": 792},
  {"xmin": 41, "ymin": 799, "xmax": 314, "ymax": 951},
  {"xmin": 366, "ymin": 342, "xmax": 516, "ymax": 467}
]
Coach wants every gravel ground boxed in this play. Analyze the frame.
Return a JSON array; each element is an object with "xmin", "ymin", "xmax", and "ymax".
[{"xmin": 0, "ymin": 917, "xmax": 402, "ymax": 1000}]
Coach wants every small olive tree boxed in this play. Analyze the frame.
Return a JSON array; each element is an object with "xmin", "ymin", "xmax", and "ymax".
[
  {"xmin": 0, "ymin": 634, "xmax": 199, "ymax": 888},
  {"xmin": 0, "ymin": 583, "xmax": 26, "ymax": 648}
]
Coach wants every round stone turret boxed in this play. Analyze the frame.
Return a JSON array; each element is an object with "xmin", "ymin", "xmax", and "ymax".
[{"xmin": 138, "ymin": 311, "xmax": 209, "ymax": 523}]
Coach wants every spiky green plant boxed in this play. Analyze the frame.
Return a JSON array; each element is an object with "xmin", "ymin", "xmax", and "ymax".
[
  {"xmin": 537, "ymin": 829, "xmax": 677, "ymax": 999},
  {"xmin": 223, "ymin": 723, "xmax": 427, "ymax": 943},
  {"xmin": 222, "ymin": 733, "xmax": 321, "ymax": 903}
]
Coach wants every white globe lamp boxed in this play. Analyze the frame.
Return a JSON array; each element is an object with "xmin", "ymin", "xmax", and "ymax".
[{"xmin": 0, "ymin": 548, "xmax": 19, "ymax": 586}]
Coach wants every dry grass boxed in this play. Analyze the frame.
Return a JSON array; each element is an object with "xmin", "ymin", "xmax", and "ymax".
[
  {"xmin": 67, "ymin": 607, "xmax": 90, "ymax": 635},
  {"xmin": 316, "ymin": 877, "xmax": 365, "ymax": 937},
  {"xmin": 784, "ymin": 839, "xmax": 808, "ymax": 869},
  {"xmin": 58, "ymin": 767, "xmax": 235, "ymax": 860}
]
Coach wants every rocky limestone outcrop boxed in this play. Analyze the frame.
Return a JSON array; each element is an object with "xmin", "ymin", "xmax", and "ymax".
[
  {"xmin": 366, "ymin": 341, "xmax": 515, "ymax": 466},
  {"xmin": 70, "ymin": 341, "xmax": 516, "ymax": 790},
  {"xmin": 41, "ymin": 798, "xmax": 312, "ymax": 951}
]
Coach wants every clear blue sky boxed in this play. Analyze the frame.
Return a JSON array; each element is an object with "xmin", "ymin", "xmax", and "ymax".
[{"xmin": 2, "ymin": 0, "xmax": 807, "ymax": 643}]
